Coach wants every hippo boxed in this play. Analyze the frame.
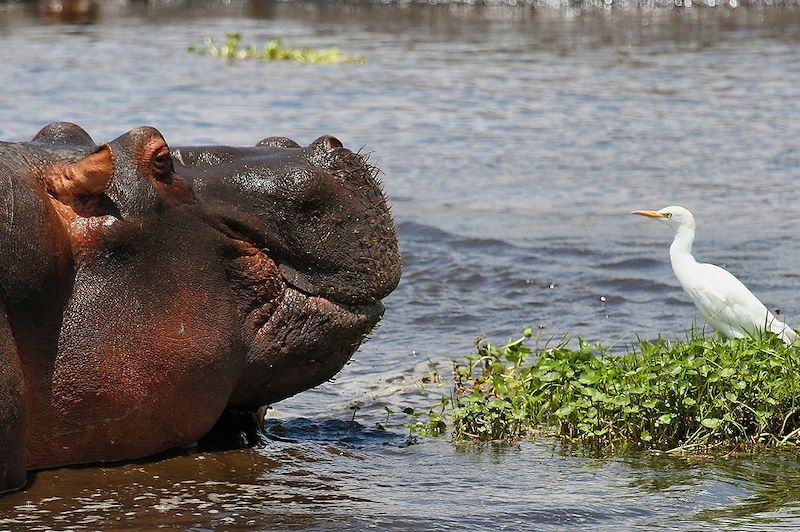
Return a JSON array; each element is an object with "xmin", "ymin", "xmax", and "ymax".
[{"xmin": 0, "ymin": 124, "xmax": 400, "ymax": 493}]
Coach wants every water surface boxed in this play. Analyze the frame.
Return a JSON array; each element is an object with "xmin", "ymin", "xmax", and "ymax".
[{"xmin": 1, "ymin": 0, "xmax": 800, "ymax": 529}]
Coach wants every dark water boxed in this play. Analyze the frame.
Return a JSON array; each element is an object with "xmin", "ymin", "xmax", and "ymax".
[{"xmin": 2, "ymin": 0, "xmax": 800, "ymax": 529}]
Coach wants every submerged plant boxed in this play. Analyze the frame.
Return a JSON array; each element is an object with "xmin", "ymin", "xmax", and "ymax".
[
  {"xmin": 188, "ymin": 32, "xmax": 366, "ymax": 64},
  {"xmin": 424, "ymin": 328, "xmax": 800, "ymax": 453}
]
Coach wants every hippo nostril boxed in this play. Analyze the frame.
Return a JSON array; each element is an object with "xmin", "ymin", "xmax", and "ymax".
[
  {"xmin": 256, "ymin": 137, "xmax": 301, "ymax": 149},
  {"xmin": 310, "ymin": 135, "xmax": 344, "ymax": 153},
  {"xmin": 322, "ymin": 136, "xmax": 343, "ymax": 150}
]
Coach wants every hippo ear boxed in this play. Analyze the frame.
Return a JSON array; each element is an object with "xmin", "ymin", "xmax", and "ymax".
[{"xmin": 48, "ymin": 145, "xmax": 114, "ymax": 201}]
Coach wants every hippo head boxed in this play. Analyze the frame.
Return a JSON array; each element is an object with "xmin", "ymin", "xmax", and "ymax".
[
  {"xmin": 61, "ymin": 127, "xmax": 402, "ymax": 408},
  {"xmin": 170, "ymin": 135, "xmax": 402, "ymax": 406},
  {"xmin": 36, "ymin": 125, "xmax": 400, "ymax": 460}
]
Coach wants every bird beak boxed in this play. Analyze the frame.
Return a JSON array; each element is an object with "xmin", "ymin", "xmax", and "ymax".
[{"xmin": 631, "ymin": 210, "xmax": 666, "ymax": 219}]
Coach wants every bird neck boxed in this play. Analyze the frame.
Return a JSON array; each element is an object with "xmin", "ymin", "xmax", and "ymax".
[{"xmin": 669, "ymin": 225, "xmax": 696, "ymax": 265}]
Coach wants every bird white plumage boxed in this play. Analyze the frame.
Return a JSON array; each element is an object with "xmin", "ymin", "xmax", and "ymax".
[{"xmin": 632, "ymin": 205, "xmax": 797, "ymax": 345}]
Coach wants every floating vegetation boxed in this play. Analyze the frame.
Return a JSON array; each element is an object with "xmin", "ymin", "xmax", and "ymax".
[
  {"xmin": 188, "ymin": 32, "xmax": 366, "ymax": 64},
  {"xmin": 407, "ymin": 328, "xmax": 800, "ymax": 454}
]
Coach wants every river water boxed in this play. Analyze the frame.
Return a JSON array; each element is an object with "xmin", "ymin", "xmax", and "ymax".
[{"xmin": 1, "ymin": 0, "xmax": 800, "ymax": 529}]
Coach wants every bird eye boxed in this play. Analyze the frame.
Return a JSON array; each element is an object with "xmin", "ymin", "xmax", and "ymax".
[{"xmin": 663, "ymin": 212, "xmax": 672, "ymax": 218}]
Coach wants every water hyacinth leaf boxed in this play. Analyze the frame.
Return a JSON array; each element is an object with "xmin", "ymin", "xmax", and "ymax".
[
  {"xmin": 667, "ymin": 364, "xmax": 683, "ymax": 376},
  {"xmin": 540, "ymin": 371, "xmax": 562, "ymax": 383},
  {"xmin": 591, "ymin": 390, "xmax": 608, "ymax": 403},
  {"xmin": 612, "ymin": 395, "xmax": 630, "ymax": 407},
  {"xmin": 555, "ymin": 405, "xmax": 575, "ymax": 417},
  {"xmin": 701, "ymin": 418, "xmax": 723, "ymax": 429},
  {"xmin": 488, "ymin": 398, "xmax": 508, "ymax": 410}
]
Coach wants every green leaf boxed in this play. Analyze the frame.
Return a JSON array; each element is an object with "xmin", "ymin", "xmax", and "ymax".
[
  {"xmin": 539, "ymin": 371, "xmax": 561, "ymax": 383},
  {"xmin": 701, "ymin": 418, "xmax": 723, "ymax": 429},
  {"xmin": 555, "ymin": 405, "xmax": 575, "ymax": 417}
]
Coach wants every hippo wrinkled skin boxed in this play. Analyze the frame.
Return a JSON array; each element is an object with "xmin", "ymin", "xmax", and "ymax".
[{"xmin": 0, "ymin": 123, "xmax": 400, "ymax": 494}]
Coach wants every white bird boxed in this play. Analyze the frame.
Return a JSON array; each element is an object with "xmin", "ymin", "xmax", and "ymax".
[{"xmin": 632, "ymin": 205, "xmax": 797, "ymax": 345}]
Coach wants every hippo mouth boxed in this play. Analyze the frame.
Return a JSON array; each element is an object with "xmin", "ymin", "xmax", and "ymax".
[{"xmin": 227, "ymin": 242, "xmax": 385, "ymax": 407}]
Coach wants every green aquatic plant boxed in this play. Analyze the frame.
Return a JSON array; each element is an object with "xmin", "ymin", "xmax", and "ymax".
[
  {"xmin": 402, "ymin": 399, "xmax": 448, "ymax": 438},
  {"xmin": 188, "ymin": 32, "xmax": 366, "ymax": 64},
  {"xmin": 419, "ymin": 328, "xmax": 800, "ymax": 453}
]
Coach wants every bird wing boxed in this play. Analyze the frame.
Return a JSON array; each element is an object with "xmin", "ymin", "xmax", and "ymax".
[{"xmin": 684, "ymin": 262, "xmax": 773, "ymax": 332}]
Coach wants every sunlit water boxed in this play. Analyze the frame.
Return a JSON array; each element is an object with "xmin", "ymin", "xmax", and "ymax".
[{"xmin": 2, "ymin": 0, "xmax": 800, "ymax": 529}]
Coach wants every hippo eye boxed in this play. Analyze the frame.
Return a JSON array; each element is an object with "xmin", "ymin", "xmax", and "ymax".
[{"xmin": 152, "ymin": 147, "xmax": 174, "ymax": 179}]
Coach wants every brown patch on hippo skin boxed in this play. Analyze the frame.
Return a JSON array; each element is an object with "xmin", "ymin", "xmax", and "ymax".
[
  {"xmin": 44, "ymin": 259, "xmax": 245, "ymax": 469},
  {"xmin": 225, "ymin": 239, "xmax": 286, "ymax": 325}
]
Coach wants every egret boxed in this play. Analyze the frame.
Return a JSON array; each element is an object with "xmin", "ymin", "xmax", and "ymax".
[{"xmin": 632, "ymin": 205, "xmax": 798, "ymax": 345}]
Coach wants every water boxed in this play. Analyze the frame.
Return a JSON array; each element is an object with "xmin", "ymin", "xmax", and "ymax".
[{"xmin": 2, "ymin": 0, "xmax": 800, "ymax": 529}]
